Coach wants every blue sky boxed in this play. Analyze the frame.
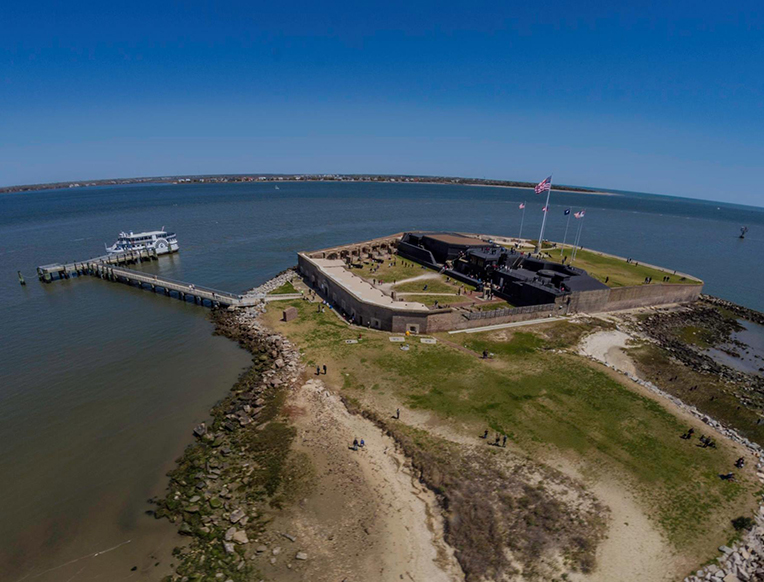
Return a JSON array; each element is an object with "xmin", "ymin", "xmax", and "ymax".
[{"xmin": 1, "ymin": 1, "xmax": 762, "ymax": 205}]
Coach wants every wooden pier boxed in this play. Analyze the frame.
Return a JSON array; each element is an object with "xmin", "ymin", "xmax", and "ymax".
[
  {"xmin": 37, "ymin": 250, "xmax": 302, "ymax": 308},
  {"xmin": 37, "ymin": 249, "xmax": 160, "ymax": 282}
]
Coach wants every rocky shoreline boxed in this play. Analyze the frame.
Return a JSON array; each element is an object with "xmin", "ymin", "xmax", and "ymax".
[
  {"xmin": 637, "ymin": 297, "xmax": 764, "ymax": 395},
  {"xmin": 152, "ymin": 301, "xmax": 307, "ymax": 582}
]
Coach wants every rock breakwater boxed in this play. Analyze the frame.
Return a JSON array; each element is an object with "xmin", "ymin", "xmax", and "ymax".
[{"xmin": 153, "ymin": 300, "xmax": 306, "ymax": 582}]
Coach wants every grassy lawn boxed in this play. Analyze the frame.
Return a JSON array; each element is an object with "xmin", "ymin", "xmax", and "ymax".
[
  {"xmin": 268, "ymin": 280, "xmax": 298, "ymax": 294},
  {"xmin": 349, "ymin": 256, "xmax": 430, "ymax": 284},
  {"xmin": 393, "ymin": 278, "xmax": 456, "ymax": 293},
  {"xmin": 264, "ymin": 300, "xmax": 754, "ymax": 554},
  {"xmin": 544, "ymin": 247, "xmax": 703, "ymax": 288},
  {"xmin": 399, "ymin": 293, "xmax": 470, "ymax": 307}
]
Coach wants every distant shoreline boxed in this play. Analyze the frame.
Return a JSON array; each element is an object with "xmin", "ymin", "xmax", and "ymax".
[{"xmin": 0, "ymin": 173, "xmax": 600, "ymax": 196}]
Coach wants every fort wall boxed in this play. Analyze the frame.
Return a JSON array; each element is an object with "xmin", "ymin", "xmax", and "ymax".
[
  {"xmin": 604, "ymin": 283, "xmax": 702, "ymax": 311},
  {"xmin": 297, "ymin": 233, "xmax": 704, "ymax": 333}
]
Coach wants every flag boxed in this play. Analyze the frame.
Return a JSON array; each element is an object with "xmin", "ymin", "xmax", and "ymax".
[
  {"xmin": 519, "ymin": 202, "xmax": 526, "ymax": 209},
  {"xmin": 542, "ymin": 206, "xmax": 549, "ymax": 212},
  {"xmin": 574, "ymin": 210, "xmax": 586, "ymax": 219},
  {"xmin": 564, "ymin": 208, "xmax": 571, "ymax": 215},
  {"xmin": 535, "ymin": 176, "xmax": 552, "ymax": 194}
]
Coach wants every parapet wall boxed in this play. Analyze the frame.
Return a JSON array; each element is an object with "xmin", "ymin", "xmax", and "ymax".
[{"xmin": 604, "ymin": 283, "xmax": 702, "ymax": 311}]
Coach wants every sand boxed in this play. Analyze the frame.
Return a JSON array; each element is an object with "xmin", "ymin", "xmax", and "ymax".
[{"xmin": 255, "ymin": 378, "xmax": 463, "ymax": 582}]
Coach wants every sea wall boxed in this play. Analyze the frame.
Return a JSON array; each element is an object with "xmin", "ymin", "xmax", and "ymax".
[{"xmin": 604, "ymin": 283, "xmax": 703, "ymax": 312}]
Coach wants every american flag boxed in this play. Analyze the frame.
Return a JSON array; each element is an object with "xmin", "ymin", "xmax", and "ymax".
[
  {"xmin": 535, "ymin": 176, "xmax": 552, "ymax": 194},
  {"xmin": 574, "ymin": 210, "xmax": 586, "ymax": 219},
  {"xmin": 542, "ymin": 205, "xmax": 549, "ymax": 212},
  {"xmin": 519, "ymin": 202, "xmax": 526, "ymax": 209}
]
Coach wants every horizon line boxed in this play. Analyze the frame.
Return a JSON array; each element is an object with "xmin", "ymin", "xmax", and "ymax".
[{"xmin": 1, "ymin": 172, "xmax": 761, "ymax": 211}]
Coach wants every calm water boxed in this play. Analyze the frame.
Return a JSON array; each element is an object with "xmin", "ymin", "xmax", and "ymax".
[
  {"xmin": 708, "ymin": 320, "xmax": 764, "ymax": 376},
  {"xmin": 1, "ymin": 182, "xmax": 763, "ymax": 581}
]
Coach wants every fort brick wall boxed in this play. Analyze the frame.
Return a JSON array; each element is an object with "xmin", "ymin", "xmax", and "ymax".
[
  {"xmin": 297, "ymin": 234, "xmax": 704, "ymax": 333},
  {"xmin": 603, "ymin": 283, "xmax": 702, "ymax": 311}
]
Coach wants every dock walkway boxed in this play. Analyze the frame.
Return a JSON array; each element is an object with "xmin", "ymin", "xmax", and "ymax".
[{"xmin": 37, "ymin": 250, "xmax": 301, "ymax": 308}]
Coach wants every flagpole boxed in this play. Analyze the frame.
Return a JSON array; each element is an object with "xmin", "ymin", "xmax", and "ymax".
[
  {"xmin": 535, "ymin": 178, "xmax": 552, "ymax": 254},
  {"xmin": 560, "ymin": 210, "xmax": 572, "ymax": 258},
  {"xmin": 518, "ymin": 204, "xmax": 526, "ymax": 240},
  {"xmin": 575, "ymin": 213, "xmax": 586, "ymax": 260},
  {"xmin": 572, "ymin": 212, "xmax": 585, "ymax": 262},
  {"xmin": 572, "ymin": 216, "xmax": 582, "ymax": 262}
]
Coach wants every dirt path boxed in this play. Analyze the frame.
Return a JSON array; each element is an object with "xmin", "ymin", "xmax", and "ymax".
[
  {"xmin": 379, "ymin": 272, "xmax": 442, "ymax": 291},
  {"xmin": 258, "ymin": 378, "xmax": 463, "ymax": 582}
]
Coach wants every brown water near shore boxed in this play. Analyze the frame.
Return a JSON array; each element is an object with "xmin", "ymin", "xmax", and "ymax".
[{"xmin": 0, "ymin": 286, "xmax": 252, "ymax": 582}]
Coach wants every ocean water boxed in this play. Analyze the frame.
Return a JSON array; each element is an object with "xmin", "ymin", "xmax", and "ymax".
[{"xmin": 0, "ymin": 181, "xmax": 762, "ymax": 581}]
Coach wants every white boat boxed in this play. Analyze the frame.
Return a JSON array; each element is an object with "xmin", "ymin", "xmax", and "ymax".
[{"xmin": 105, "ymin": 228, "xmax": 179, "ymax": 255}]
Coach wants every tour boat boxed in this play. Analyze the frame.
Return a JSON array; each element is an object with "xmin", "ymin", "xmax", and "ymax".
[{"xmin": 105, "ymin": 229, "xmax": 179, "ymax": 255}]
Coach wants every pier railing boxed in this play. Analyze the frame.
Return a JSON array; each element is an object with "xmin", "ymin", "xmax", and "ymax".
[{"xmin": 35, "ymin": 249, "xmax": 294, "ymax": 308}]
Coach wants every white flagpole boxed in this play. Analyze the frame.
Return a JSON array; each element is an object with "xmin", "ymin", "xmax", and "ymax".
[
  {"xmin": 535, "ymin": 178, "xmax": 552, "ymax": 254},
  {"xmin": 518, "ymin": 204, "xmax": 526, "ymax": 240},
  {"xmin": 572, "ymin": 212, "xmax": 586, "ymax": 262},
  {"xmin": 560, "ymin": 210, "xmax": 572, "ymax": 258}
]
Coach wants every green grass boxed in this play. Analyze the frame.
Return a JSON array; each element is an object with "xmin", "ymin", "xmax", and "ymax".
[
  {"xmin": 267, "ymin": 302, "xmax": 751, "ymax": 550},
  {"xmin": 349, "ymin": 256, "xmax": 430, "ymax": 284},
  {"xmin": 269, "ymin": 280, "xmax": 298, "ymax": 294},
  {"xmin": 393, "ymin": 278, "xmax": 456, "ymax": 293},
  {"xmin": 628, "ymin": 343, "xmax": 764, "ymax": 447},
  {"xmin": 545, "ymin": 247, "xmax": 702, "ymax": 288},
  {"xmin": 402, "ymin": 294, "xmax": 470, "ymax": 307}
]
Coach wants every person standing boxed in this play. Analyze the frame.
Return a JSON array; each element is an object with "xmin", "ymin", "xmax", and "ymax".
[{"xmin": 323, "ymin": 364, "xmax": 327, "ymax": 375}]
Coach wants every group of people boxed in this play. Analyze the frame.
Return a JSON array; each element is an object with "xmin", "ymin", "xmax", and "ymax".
[
  {"xmin": 481, "ymin": 429, "xmax": 508, "ymax": 447},
  {"xmin": 351, "ymin": 438, "xmax": 366, "ymax": 451},
  {"xmin": 680, "ymin": 427, "xmax": 718, "ymax": 448},
  {"xmin": 681, "ymin": 426, "xmax": 743, "ymax": 481},
  {"xmin": 315, "ymin": 364, "xmax": 327, "ymax": 375}
]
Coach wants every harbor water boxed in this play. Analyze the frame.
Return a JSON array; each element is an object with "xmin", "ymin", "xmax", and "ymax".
[{"xmin": 0, "ymin": 181, "xmax": 763, "ymax": 581}]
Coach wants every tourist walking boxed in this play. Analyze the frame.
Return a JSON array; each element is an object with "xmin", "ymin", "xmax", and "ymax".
[
  {"xmin": 395, "ymin": 408, "xmax": 400, "ymax": 419},
  {"xmin": 323, "ymin": 364, "xmax": 327, "ymax": 375}
]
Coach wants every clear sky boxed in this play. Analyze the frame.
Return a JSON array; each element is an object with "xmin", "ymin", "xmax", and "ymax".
[{"xmin": 1, "ymin": 1, "xmax": 762, "ymax": 205}]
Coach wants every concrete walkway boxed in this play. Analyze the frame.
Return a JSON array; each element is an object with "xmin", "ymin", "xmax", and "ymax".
[{"xmin": 448, "ymin": 316, "xmax": 567, "ymax": 334}]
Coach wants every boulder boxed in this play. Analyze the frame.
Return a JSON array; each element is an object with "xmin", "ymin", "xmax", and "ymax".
[
  {"xmin": 295, "ymin": 552, "xmax": 308, "ymax": 560},
  {"xmin": 232, "ymin": 530, "xmax": 249, "ymax": 544},
  {"xmin": 230, "ymin": 508, "xmax": 246, "ymax": 523}
]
